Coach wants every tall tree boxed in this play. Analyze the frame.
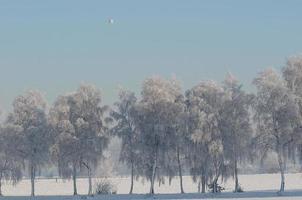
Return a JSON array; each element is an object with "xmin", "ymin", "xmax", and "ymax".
[
  {"xmin": 186, "ymin": 80, "xmax": 230, "ymax": 193},
  {"xmin": 167, "ymin": 94, "xmax": 188, "ymax": 194},
  {"xmin": 283, "ymin": 55, "xmax": 302, "ymax": 100},
  {"xmin": 7, "ymin": 90, "xmax": 51, "ymax": 196},
  {"xmin": 50, "ymin": 84, "xmax": 111, "ymax": 195},
  {"xmin": 135, "ymin": 76, "xmax": 182, "ymax": 194},
  {"xmin": 283, "ymin": 55, "xmax": 302, "ymax": 162},
  {"xmin": 156, "ymin": 92, "xmax": 187, "ymax": 194},
  {"xmin": 253, "ymin": 68, "xmax": 300, "ymax": 192},
  {"xmin": 0, "ymin": 123, "xmax": 23, "ymax": 196},
  {"xmin": 221, "ymin": 73, "xmax": 253, "ymax": 192},
  {"xmin": 111, "ymin": 89, "xmax": 139, "ymax": 194}
]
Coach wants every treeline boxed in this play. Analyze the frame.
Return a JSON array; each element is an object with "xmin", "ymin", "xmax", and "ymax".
[{"xmin": 1, "ymin": 55, "xmax": 302, "ymax": 196}]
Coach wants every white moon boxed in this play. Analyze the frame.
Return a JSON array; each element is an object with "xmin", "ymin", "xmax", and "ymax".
[{"xmin": 108, "ymin": 19, "xmax": 114, "ymax": 24}]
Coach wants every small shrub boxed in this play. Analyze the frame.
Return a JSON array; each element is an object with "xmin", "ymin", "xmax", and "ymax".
[
  {"xmin": 94, "ymin": 179, "xmax": 117, "ymax": 195},
  {"xmin": 208, "ymin": 182, "xmax": 225, "ymax": 193}
]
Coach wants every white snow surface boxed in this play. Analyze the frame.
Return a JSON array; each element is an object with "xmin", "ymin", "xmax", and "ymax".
[{"xmin": 1, "ymin": 173, "xmax": 302, "ymax": 199}]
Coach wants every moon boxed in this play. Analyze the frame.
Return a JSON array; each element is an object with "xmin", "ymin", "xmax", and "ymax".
[{"xmin": 108, "ymin": 18, "xmax": 114, "ymax": 24}]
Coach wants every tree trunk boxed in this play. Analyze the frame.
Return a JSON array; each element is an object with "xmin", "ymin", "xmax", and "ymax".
[
  {"xmin": 198, "ymin": 181, "xmax": 201, "ymax": 193},
  {"xmin": 212, "ymin": 169, "xmax": 219, "ymax": 194},
  {"xmin": 177, "ymin": 147, "xmax": 184, "ymax": 194},
  {"xmin": 201, "ymin": 173, "xmax": 206, "ymax": 193},
  {"xmin": 149, "ymin": 158, "xmax": 157, "ymax": 194},
  {"xmin": 129, "ymin": 161, "xmax": 134, "ymax": 194},
  {"xmin": 279, "ymin": 168, "xmax": 285, "ymax": 193},
  {"xmin": 0, "ymin": 172, "xmax": 2, "ymax": 196},
  {"xmin": 72, "ymin": 164, "xmax": 78, "ymax": 195},
  {"xmin": 30, "ymin": 164, "xmax": 35, "ymax": 196},
  {"xmin": 213, "ymin": 177, "xmax": 218, "ymax": 193},
  {"xmin": 149, "ymin": 138, "xmax": 159, "ymax": 195},
  {"xmin": 234, "ymin": 159, "xmax": 239, "ymax": 192},
  {"xmin": 88, "ymin": 165, "xmax": 92, "ymax": 196},
  {"xmin": 212, "ymin": 161, "xmax": 222, "ymax": 193},
  {"xmin": 277, "ymin": 145, "xmax": 285, "ymax": 193},
  {"xmin": 213, "ymin": 180, "xmax": 216, "ymax": 193}
]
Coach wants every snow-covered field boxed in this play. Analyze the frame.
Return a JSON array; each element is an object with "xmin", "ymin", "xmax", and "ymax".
[{"xmin": 2, "ymin": 173, "xmax": 302, "ymax": 199}]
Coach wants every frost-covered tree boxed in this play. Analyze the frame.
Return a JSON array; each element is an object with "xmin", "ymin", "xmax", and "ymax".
[
  {"xmin": 186, "ymin": 80, "xmax": 230, "ymax": 193},
  {"xmin": 135, "ymin": 76, "xmax": 182, "ymax": 194},
  {"xmin": 185, "ymin": 94, "xmax": 208, "ymax": 193},
  {"xmin": 221, "ymin": 73, "xmax": 253, "ymax": 192},
  {"xmin": 253, "ymin": 69, "xmax": 300, "ymax": 192},
  {"xmin": 164, "ymin": 94, "xmax": 188, "ymax": 194},
  {"xmin": 0, "ymin": 123, "xmax": 23, "ymax": 195},
  {"xmin": 50, "ymin": 84, "xmax": 111, "ymax": 195},
  {"xmin": 7, "ymin": 90, "xmax": 51, "ymax": 196},
  {"xmin": 282, "ymin": 55, "xmax": 302, "ymax": 161},
  {"xmin": 151, "ymin": 88, "xmax": 188, "ymax": 194},
  {"xmin": 111, "ymin": 89, "xmax": 139, "ymax": 194},
  {"xmin": 283, "ymin": 55, "xmax": 302, "ymax": 100}
]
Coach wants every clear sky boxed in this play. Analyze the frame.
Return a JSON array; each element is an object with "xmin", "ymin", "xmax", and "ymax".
[{"xmin": 1, "ymin": 0, "xmax": 302, "ymax": 111}]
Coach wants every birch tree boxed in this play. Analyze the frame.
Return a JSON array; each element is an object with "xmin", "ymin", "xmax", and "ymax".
[
  {"xmin": 283, "ymin": 55, "xmax": 302, "ymax": 161},
  {"xmin": 50, "ymin": 84, "xmax": 111, "ymax": 195},
  {"xmin": 0, "ymin": 123, "xmax": 23, "ymax": 196},
  {"xmin": 186, "ymin": 80, "xmax": 229, "ymax": 193},
  {"xmin": 7, "ymin": 90, "xmax": 51, "ymax": 196},
  {"xmin": 111, "ymin": 89, "xmax": 139, "ymax": 194},
  {"xmin": 283, "ymin": 55, "xmax": 302, "ymax": 100},
  {"xmin": 157, "ymin": 92, "xmax": 187, "ymax": 194},
  {"xmin": 253, "ymin": 68, "xmax": 300, "ymax": 192},
  {"xmin": 168, "ymin": 94, "xmax": 188, "ymax": 194},
  {"xmin": 221, "ymin": 73, "xmax": 253, "ymax": 192},
  {"xmin": 135, "ymin": 76, "xmax": 182, "ymax": 194}
]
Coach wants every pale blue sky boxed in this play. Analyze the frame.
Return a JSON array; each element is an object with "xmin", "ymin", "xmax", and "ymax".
[{"xmin": 1, "ymin": 0, "xmax": 302, "ymax": 110}]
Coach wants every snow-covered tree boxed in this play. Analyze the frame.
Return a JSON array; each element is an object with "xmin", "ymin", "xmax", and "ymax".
[
  {"xmin": 0, "ymin": 123, "xmax": 23, "ymax": 195},
  {"xmin": 164, "ymin": 93, "xmax": 188, "ymax": 194},
  {"xmin": 135, "ymin": 76, "xmax": 182, "ymax": 194},
  {"xmin": 282, "ymin": 55, "xmax": 302, "ymax": 162},
  {"xmin": 186, "ymin": 80, "xmax": 230, "ymax": 193},
  {"xmin": 111, "ymin": 89, "xmax": 139, "ymax": 194},
  {"xmin": 221, "ymin": 73, "xmax": 253, "ymax": 192},
  {"xmin": 184, "ymin": 96, "xmax": 208, "ymax": 193},
  {"xmin": 7, "ymin": 90, "xmax": 51, "ymax": 196},
  {"xmin": 253, "ymin": 68, "xmax": 300, "ymax": 192},
  {"xmin": 50, "ymin": 84, "xmax": 111, "ymax": 195},
  {"xmin": 148, "ymin": 87, "xmax": 188, "ymax": 194},
  {"xmin": 283, "ymin": 55, "xmax": 302, "ymax": 100}
]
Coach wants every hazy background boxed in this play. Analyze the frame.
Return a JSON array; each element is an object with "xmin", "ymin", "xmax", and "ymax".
[{"xmin": 1, "ymin": 0, "xmax": 302, "ymax": 112}]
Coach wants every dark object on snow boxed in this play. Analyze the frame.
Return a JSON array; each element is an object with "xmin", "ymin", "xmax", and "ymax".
[
  {"xmin": 234, "ymin": 185, "xmax": 244, "ymax": 193},
  {"xmin": 94, "ymin": 179, "xmax": 117, "ymax": 195},
  {"xmin": 208, "ymin": 182, "xmax": 225, "ymax": 193}
]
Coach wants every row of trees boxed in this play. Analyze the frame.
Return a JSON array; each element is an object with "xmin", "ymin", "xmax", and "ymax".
[
  {"xmin": 0, "ymin": 85, "xmax": 112, "ymax": 196},
  {"xmin": 112, "ymin": 73, "xmax": 253, "ymax": 194},
  {"xmin": 1, "ymin": 55, "xmax": 302, "ymax": 196}
]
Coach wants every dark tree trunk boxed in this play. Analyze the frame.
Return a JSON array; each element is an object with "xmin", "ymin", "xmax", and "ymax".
[
  {"xmin": 72, "ymin": 164, "xmax": 78, "ymax": 195},
  {"xmin": 277, "ymin": 144, "xmax": 285, "ymax": 193},
  {"xmin": 177, "ymin": 147, "xmax": 184, "ymax": 193},
  {"xmin": 213, "ymin": 177, "xmax": 218, "ymax": 193},
  {"xmin": 234, "ymin": 159, "xmax": 239, "ymax": 192},
  {"xmin": 88, "ymin": 165, "xmax": 92, "ymax": 196},
  {"xmin": 30, "ymin": 163, "xmax": 35, "ymax": 196},
  {"xmin": 198, "ymin": 181, "xmax": 201, "ymax": 193},
  {"xmin": 129, "ymin": 161, "xmax": 134, "ymax": 194},
  {"xmin": 149, "ymin": 158, "xmax": 157, "ymax": 194},
  {"xmin": 150, "ymin": 139, "xmax": 159, "ymax": 195},
  {"xmin": 201, "ymin": 173, "xmax": 206, "ymax": 193},
  {"xmin": 0, "ymin": 172, "xmax": 3, "ymax": 196}
]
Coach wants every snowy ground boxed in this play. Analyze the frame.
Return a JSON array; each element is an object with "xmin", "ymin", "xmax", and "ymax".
[
  {"xmin": 1, "ymin": 192, "xmax": 302, "ymax": 200},
  {"xmin": 0, "ymin": 192, "xmax": 302, "ymax": 200},
  {"xmin": 1, "ymin": 173, "xmax": 302, "ymax": 199}
]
